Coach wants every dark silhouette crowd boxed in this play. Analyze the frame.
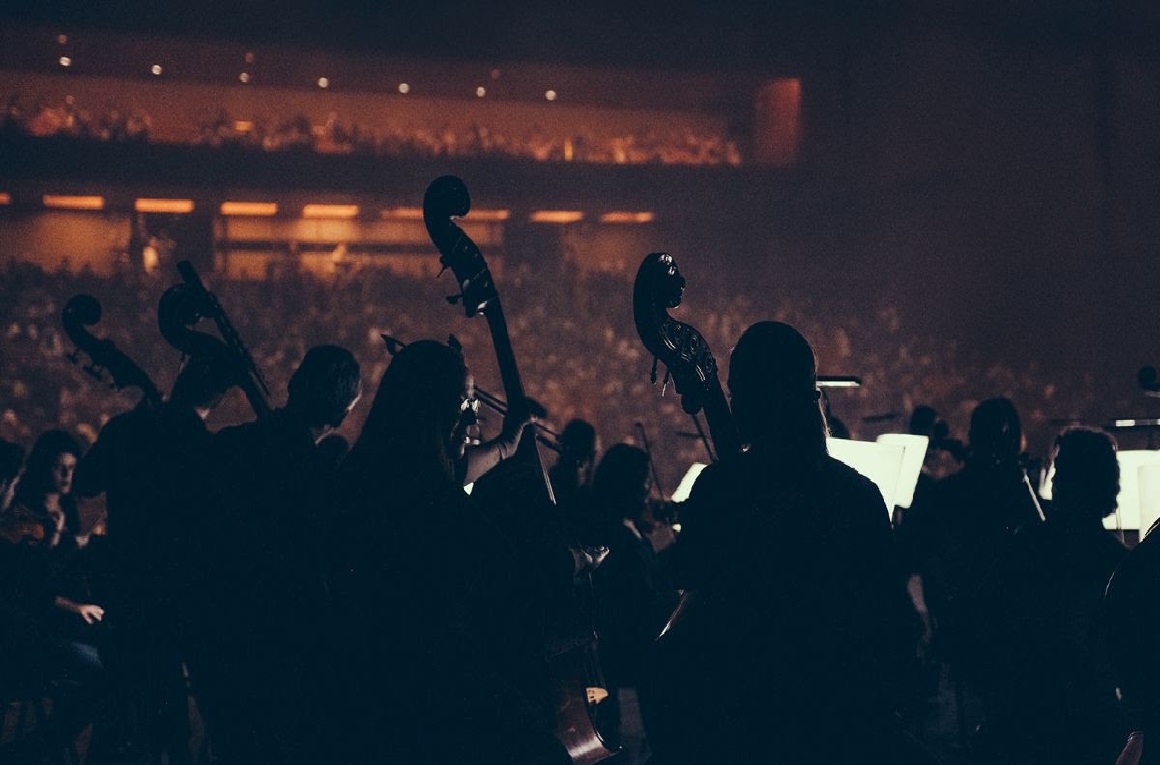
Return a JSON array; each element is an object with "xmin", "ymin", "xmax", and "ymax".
[{"xmin": 1, "ymin": 256, "xmax": 1158, "ymax": 765}]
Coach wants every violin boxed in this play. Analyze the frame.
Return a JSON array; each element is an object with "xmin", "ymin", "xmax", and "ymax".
[
  {"xmin": 424, "ymin": 175, "xmax": 617, "ymax": 765},
  {"xmin": 62, "ymin": 294, "xmax": 163, "ymax": 409}
]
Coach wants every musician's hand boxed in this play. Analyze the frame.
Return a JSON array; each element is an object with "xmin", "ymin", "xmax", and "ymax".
[
  {"xmin": 1117, "ymin": 733, "xmax": 1143, "ymax": 765},
  {"xmin": 572, "ymin": 545, "xmax": 609, "ymax": 577},
  {"xmin": 55, "ymin": 597, "xmax": 105, "ymax": 624},
  {"xmin": 647, "ymin": 522, "xmax": 678, "ymax": 553},
  {"xmin": 77, "ymin": 604, "xmax": 105, "ymax": 624},
  {"xmin": 498, "ymin": 404, "xmax": 534, "ymax": 460}
]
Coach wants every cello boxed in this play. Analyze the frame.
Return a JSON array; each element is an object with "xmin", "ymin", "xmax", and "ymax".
[{"xmin": 424, "ymin": 175, "xmax": 618, "ymax": 764}]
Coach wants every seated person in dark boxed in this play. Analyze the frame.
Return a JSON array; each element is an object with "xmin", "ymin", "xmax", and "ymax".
[
  {"xmin": 6, "ymin": 430, "xmax": 85, "ymax": 551},
  {"xmin": 0, "ymin": 509, "xmax": 107, "ymax": 762},
  {"xmin": 644, "ymin": 321, "xmax": 928, "ymax": 765}
]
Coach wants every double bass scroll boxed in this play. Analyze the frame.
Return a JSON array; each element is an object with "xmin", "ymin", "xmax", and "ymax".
[
  {"xmin": 62, "ymin": 294, "xmax": 163, "ymax": 409},
  {"xmin": 632, "ymin": 252, "xmax": 740, "ymax": 460},
  {"xmin": 424, "ymin": 175, "xmax": 555, "ymax": 505},
  {"xmin": 159, "ymin": 260, "xmax": 271, "ymax": 420}
]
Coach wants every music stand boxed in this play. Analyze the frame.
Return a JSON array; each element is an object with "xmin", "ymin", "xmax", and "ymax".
[
  {"xmin": 826, "ymin": 438, "xmax": 908, "ymax": 518},
  {"xmin": 670, "ymin": 462, "xmax": 708, "ymax": 504},
  {"xmin": 875, "ymin": 433, "xmax": 931, "ymax": 509}
]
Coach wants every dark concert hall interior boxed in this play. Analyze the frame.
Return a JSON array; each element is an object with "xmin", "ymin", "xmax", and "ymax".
[{"xmin": 2, "ymin": 1, "xmax": 1160, "ymax": 764}]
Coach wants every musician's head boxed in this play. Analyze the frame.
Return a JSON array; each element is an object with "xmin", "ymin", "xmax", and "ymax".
[
  {"xmin": 358, "ymin": 339, "xmax": 473, "ymax": 482},
  {"xmin": 559, "ymin": 419, "xmax": 598, "ymax": 467},
  {"xmin": 1049, "ymin": 426, "xmax": 1119, "ymax": 521},
  {"xmin": 20, "ymin": 429, "xmax": 82, "ymax": 498},
  {"xmin": 728, "ymin": 321, "xmax": 828, "ymax": 457},
  {"xmin": 288, "ymin": 345, "xmax": 362, "ymax": 439},
  {"xmin": 908, "ymin": 405, "xmax": 940, "ymax": 438},
  {"xmin": 170, "ymin": 352, "xmax": 235, "ymax": 414},
  {"xmin": 593, "ymin": 443, "xmax": 651, "ymax": 509},
  {"xmin": 968, "ymin": 397, "xmax": 1023, "ymax": 468}
]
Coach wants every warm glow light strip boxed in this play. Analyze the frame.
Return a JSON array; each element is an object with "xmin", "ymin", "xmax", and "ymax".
[
  {"xmin": 303, "ymin": 204, "xmax": 359, "ymax": 219},
  {"xmin": 43, "ymin": 195, "xmax": 105, "ymax": 211},
  {"xmin": 220, "ymin": 202, "xmax": 278, "ymax": 216},
  {"xmin": 380, "ymin": 207, "xmax": 425, "ymax": 220},
  {"xmin": 0, "ymin": 193, "xmax": 10, "ymax": 205},
  {"xmin": 530, "ymin": 210, "xmax": 584, "ymax": 224},
  {"xmin": 136, "ymin": 198, "xmax": 195, "ymax": 214},
  {"xmin": 381, "ymin": 206, "xmax": 509, "ymax": 221},
  {"xmin": 467, "ymin": 209, "xmax": 511, "ymax": 222},
  {"xmin": 599, "ymin": 211, "xmax": 655, "ymax": 224}
]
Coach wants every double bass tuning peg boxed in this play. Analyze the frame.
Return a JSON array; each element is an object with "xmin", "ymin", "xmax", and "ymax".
[{"xmin": 650, "ymin": 357, "xmax": 673, "ymax": 396}]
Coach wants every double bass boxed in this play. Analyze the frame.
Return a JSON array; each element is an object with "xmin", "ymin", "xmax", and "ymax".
[
  {"xmin": 63, "ymin": 294, "xmax": 163, "ymax": 409},
  {"xmin": 424, "ymin": 175, "xmax": 618, "ymax": 764},
  {"xmin": 158, "ymin": 260, "xmax": 271, "ymax": 419},
  {"xmin": 631, "ymin": 252, "xmax": 742, "ymax": 757}
]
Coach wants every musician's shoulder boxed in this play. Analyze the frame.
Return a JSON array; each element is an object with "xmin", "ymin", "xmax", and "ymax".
[{"xmin": 821, "ymin": 455, "xmax": 891, "ymax": 522}]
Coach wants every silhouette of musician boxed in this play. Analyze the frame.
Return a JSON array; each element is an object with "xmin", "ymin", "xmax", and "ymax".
[
  {"xmin": 584, "ymin": 443, "xmax": 679, "ymax": 764},
  {"xmin": 194, "ymin": 345, "xmax": 361, "ymax": 765},
  {"xmin": 72, "ymin": 353, "xmax": 234, "ymax": 765},
  {"xmin": 917, "ymin": 398, "xmax": 1043, "ymax": 680},
  {"xmin": 645, "ymin": 321, "xmax": 928, "ymax": 765},
  {"xmin": 970, "ymin": 426, "xmax": 1129, "ymax": 764},
  {"xmin": 331, "ymin": 339, "xmax": 570, "ymax": 765},
  {"xmin": 549, "ymin": 418, "xmax": 599, "ymax": 508}
]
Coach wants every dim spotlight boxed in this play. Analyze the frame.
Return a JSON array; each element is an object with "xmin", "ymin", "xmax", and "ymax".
[{"xmin": 56, "ymin": 34, "xmax": 68, "ymax": 45}]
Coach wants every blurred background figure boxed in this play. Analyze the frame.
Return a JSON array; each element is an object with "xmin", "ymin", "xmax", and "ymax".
[
  {"xmin": 549, "ymin": 418, "xmax": 599, "ymax": 508},
  {"xmin": 583, "ymin": 443, "xmax": 680, "ymax": 765},
  {"xmin": 5, "ymin": 430, "xmax": 86, "ymax": 551},
  {"xmin": 0, "ymin": 438, "xmax": 26, "ymax": 513}
]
